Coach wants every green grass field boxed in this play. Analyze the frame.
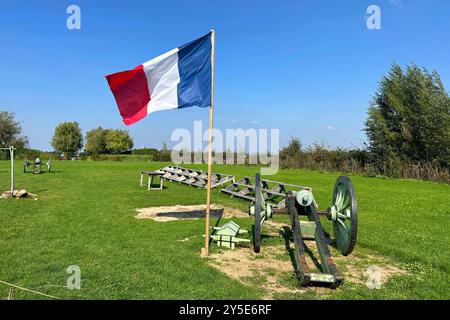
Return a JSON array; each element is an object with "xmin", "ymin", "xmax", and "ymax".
[{"xmin": 0, "ymin": 160, "xmax": 449, "ymax": 300}]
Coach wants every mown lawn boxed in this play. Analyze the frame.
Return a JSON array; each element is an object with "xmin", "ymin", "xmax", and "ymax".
[{"xmin": 0, "ymin": 160, "xmax": 449, "ymax": 299}]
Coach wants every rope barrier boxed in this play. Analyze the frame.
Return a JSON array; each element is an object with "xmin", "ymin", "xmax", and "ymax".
[{"xmin": 0, "ymin": 279, "xmax": 61, "ymax": 300}]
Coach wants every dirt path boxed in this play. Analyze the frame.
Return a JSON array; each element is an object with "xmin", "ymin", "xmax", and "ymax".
[{"xmin": 208, "ymin": 243, "xmax": 407, "ymax": 299}]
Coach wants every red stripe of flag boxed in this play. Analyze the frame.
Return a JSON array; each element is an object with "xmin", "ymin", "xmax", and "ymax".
[{"xmin": 105, "ymin": 65, "xmax": 150, "ymax": 126}]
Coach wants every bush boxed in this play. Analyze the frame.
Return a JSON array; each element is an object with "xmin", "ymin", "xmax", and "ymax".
[
  {"xmin": 132, "ymin": 148, "xmax": 158, "ymax": 156},
  {"xmin": 279, "ymin": 137, "xmax": 449, "ymax": 183},
  {"xmin": 91, "ymin": 153, "xmax": 107, "ymax": 161},
  {"xmin": 13, "ymin": 148, "xmax": 57, "ymax": 161},
  {"xmin": 109, "ymin": 155, "xmax": 123, "ymax": 161}
]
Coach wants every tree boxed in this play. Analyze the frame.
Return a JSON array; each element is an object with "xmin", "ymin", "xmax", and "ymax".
[
  {"xmin": 0, "ymin": 111, "xmax": 28, "ymax": 148},
  {"xmin": 51, "ymin": 122, "xmax": 83, "ymax": 156},
  {"xmin": 157, "ymin": 141, "xmax": 171, "ymax": 161},
  {"xmin": 85, "ymin": 127, "xmax": 108, "ymax": 155},
  {"xmin": 281, "ymin": 137, "xmax": 302, "ymax": 157},
  {"xmin": 365, "ymin": 63, "xmax": 450, "ymax": 166},
  {"xmin": 279, "ymin": 137, "xmax": 302, "ymax": 168},
  {"xmin": 105, "ymin": 129, "xmax": 133, "ymax": 153}
]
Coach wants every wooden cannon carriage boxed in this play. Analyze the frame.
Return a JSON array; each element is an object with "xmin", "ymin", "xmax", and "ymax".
[{"xmin": 221, "ymin": 176, "xmax": 309, "ymax": 210}]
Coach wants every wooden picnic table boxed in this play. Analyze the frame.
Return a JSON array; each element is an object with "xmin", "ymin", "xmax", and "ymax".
[{"xmin": 140, "ymin": 171, "xmax": 164, "ymax": 191}]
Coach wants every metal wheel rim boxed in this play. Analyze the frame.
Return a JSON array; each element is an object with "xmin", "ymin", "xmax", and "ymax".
[
  {"xmin": 332, "ymin": 176, "xmax": 357, "ymax": 256},
  {"xmin": 253, "ymin": 174, "xmax": 262, "ymax": 253}
]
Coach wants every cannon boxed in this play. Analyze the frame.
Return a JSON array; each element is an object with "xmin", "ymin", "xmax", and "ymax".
[
  {"xmin": 248, "ymin": 174, "xmax": 358, "ymax": 288},
  {"xmin": 222, "ymin": 175, "xmax": 304, "ymax": 210},
  {"xmin": 23, "ymin": 157, "xmax": 53, "ymax": 174}
]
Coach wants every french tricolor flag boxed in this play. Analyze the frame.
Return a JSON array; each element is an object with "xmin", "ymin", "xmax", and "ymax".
[{"xmin": 106, "ymin": 32, "xmax": 212, "ymax": 125}]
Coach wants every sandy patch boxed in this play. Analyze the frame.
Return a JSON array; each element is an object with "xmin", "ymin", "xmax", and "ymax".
[
  {"xmin": 208, "ymin": 242, "xmax": 407, "ymax": 299},
  {"xmin": 1, "ymin": 189, "xmax": 37, "ymax": 199},
  {"xmin": 209, "ymin": 246, "xmax": 306, "ymax": 299},
  {"xmin": 135, "ymin": 204, "xmax": 247, "ymax": 222},
  {"xmin": 335, "ymin": 253, "xmax": 408, "ymax": 286}
]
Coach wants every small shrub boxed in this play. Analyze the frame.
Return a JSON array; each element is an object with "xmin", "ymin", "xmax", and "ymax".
[
  {"xmin": 91, "ymin": 153, "xmax": 106, "ymax": 161},
  {"xmin": 109, "ymin": 155, "xmax": 123, "ymax": 161}
]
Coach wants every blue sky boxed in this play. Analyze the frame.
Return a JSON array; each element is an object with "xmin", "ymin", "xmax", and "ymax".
[{"xmin": 0, "ymin": 0, "xmax": 449, "ymax": 151}]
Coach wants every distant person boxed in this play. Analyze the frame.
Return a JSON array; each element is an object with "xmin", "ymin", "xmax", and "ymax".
[{"xmin": 33, "ymin": 157, "xmax": 42, "ymax": 173}]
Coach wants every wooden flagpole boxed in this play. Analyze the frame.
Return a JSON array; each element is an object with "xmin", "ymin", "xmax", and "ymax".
[
  {"xmin": 10, "ymin": 146, "xmax": 14, "ymax": 196},
  {"xmin": 202, "ymin": 29, "xmax": 215, "ymax": 256}
]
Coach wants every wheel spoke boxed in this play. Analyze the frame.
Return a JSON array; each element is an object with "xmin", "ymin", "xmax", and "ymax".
[
  {"xmin": 336, "ymin": 218, "xmax": 349, "ymax": 249},
  {"xmin": 337, "ymin": 218, "xmax": 349, "ymax": 233},
  {"xmin": 345, "ymin": 208, "xmax": 352, "ymax": 219},
  {"xmin": 340, "ymin": 193, "xmax": 350, "ymax": 211},
  {"xmin": 339, "ymin": 186, "xmax": 346, "ymax": 209},
  {"xmin": 335, "ymin": 185, "xmax": 346, "ymax": 209},
  {"xmin": 337, "ymin": 212, "xmax": 347, "ymax": 220}
]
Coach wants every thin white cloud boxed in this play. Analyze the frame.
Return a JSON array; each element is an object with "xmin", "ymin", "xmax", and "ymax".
[
  {"xmin": 325, "ymin": 125, "xmax": 336, "ymax": 131},
  {"xmin": 250, "ymin": 120, "xmax": 260, "ymax": 125},
  {"xmin": 389, "ymin": 0, "xmax": 402, "ymax": 7}
]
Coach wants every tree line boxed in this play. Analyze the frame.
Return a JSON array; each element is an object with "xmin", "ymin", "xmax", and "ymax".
[
  {"xmin": 50, "ymin": 123, "xmax": 134, "ymax": 158},
  {"xmin": 1, "ymin": 63, "xmax": 449, "ymax": 182},
  {"xmin": 0, "ymin": 117, "xmax": 134, "ymax": 159}
]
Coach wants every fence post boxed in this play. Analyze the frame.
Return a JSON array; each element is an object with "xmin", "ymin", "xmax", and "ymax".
[
  {"xmin": 8, "ymin": 287, "xmax": 14, "ymax": 300},
  {"xmin": 10, "ymin": 147, "xmax": 15, "ymax": 196}
]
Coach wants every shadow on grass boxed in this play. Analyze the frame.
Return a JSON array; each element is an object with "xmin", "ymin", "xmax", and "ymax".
[
  {"xmin": 156, "ymin": 208, "xmax": 225, "ymax": 220},
  {"xmin": 281, "ymin": 226, "xmax": 298, "ymax": 272},
  {"xmin": 146, "ymin": 184, "xmax": 168, "ymax": 190},
  {"xmin": 281, "ymin": 226, "xmax": 325, "ymax": 273},
  {"xmin": 22, "ymin": 171, "xmax": 63, "ymax": 175},
  {"xmin": 210, "ymin": 209, "xmax": 224, "ymax": 248}
]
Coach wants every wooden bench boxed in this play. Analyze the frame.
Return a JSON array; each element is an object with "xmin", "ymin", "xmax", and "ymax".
[
  {"xmin": 140, "ymin": 171, "xmax": 164, "ymax": 191},
  {"xmin": 156, "ymin": 166, "xmax": 234, "ymax": 189}
]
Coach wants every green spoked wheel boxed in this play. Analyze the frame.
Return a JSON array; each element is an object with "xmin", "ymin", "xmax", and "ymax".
[
  {"xmin": 253, "ymin": 173, "xmax": 262, "ymax": 253},
  {"xmin": 329, "ymin": 176, "xmax": 358, "ymax": 256}
]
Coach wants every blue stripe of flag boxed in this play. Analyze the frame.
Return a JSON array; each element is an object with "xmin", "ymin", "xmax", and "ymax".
[{"xmin": 177, "ymin": 32, "xmax": 212, "ymax": 109}]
